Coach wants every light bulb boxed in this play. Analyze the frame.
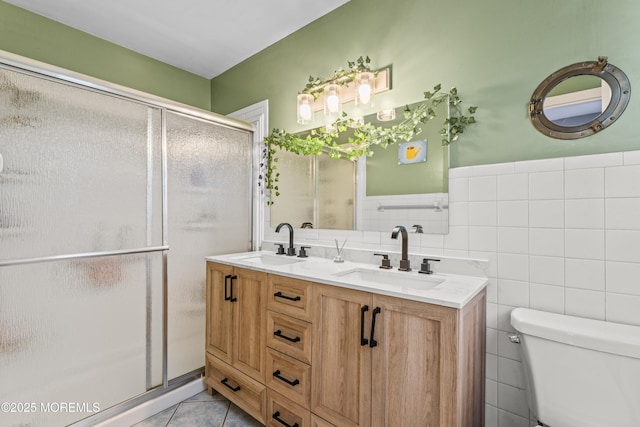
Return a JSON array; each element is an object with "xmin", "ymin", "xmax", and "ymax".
[
  {"xmin": 323, "ymin": 84, "xmax": 341, "ymax": 117},
  {"xmin": 326, "ymin": 94, "xmax": 339, "ymax": 112},
  {"xmin": 297, "ymin": 93, "xmax": 314, "ymax": 124},
  {"xmin": 358, "ymin": 83, "xmax": 372, "ymax": 105},
  {"xmin": 299, "ymin": 102, "xmax": 311, "ymax": 121},
  {"xmin": 355, "ymin": 72, "xmax": 375, "ymax": 106}
]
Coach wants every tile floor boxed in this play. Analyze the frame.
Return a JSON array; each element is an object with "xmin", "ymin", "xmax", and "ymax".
[{"xmin": 132, "ymin": 390, "xmax": 261, "ymax": 427}]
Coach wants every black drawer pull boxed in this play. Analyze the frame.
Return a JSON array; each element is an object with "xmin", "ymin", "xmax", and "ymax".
[
  {"xmin": 272, "ymin": 370, "xmax": 300, "ymax": 386},
  {"xmin": 274, "ymin": 329, "xmax": 301, "ymax": 343},
  {"xmin": 369, "ymin": 307, "xmax": 381, "ymax": 348},
  {"xmin": 274, "ymin": 291, "xmax": 301, "ymax": 302},
  {"xmin": 272, "ymin": 411, "xmax": 299, "ymax": 427},
  {"xmin": 220, "ymin": 377, "xmax": 240, "ymax": 392}
]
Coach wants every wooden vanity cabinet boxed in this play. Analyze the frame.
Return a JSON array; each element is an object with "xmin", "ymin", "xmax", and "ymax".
[
  {"xmin": 205, "ymin": 262, "xmax": 268, "ymax": 422},
  {"xmin": 312, "ymin": 283, "xmax": 486, "ymax": 427},
  {"xmin": 311, "ymin": 285, "xmax": 372, "ymax": 427},
  {"xmin": 371, "ymin": 293, "xmax": 485, "ymax": 426},
  {"xmin": 265, "ymin": 274, "xmax": 315, "ymax": 426},
  {"xmin": 206, "ymin": 261, "xmax": 485, "ymax": 427}
]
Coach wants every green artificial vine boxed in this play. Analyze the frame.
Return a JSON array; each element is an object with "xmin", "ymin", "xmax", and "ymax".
[
  {"xmin": 260, "ymin": 58, "xmax": 477, "ymax": 205},
  {"xmin": 302, "ymin": 55, "xmax": 375, "ymax": 98}
]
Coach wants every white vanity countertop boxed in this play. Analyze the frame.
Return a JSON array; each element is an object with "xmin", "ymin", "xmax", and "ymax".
[{"xmin": 205, "ymin": 251, "xmax": 488, "ymax": 309}]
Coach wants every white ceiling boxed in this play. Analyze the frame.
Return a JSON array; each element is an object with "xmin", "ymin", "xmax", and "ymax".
[{"xmin": 6, "ymin": 0, "xmax": 349, "ymax": 79}]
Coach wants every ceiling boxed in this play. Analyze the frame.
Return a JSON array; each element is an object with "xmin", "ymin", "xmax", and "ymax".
[{"xmin": 5, "ymin": 0, "xmax": 349, "ymax": 79}]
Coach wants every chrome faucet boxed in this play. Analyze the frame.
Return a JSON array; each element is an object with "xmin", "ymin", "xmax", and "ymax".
[
  {"xmin": 275, "ymin": 222, "xmax": 296, "ymax": 256},
  {"xmin": 391, "ymin": 225, "xmax": 411, "ymax": 271}
]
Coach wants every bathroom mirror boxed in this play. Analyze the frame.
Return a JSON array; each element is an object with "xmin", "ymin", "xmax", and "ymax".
[
  {"xmin": 269, "ymin": 101, "xmax": 449, "ymax": 233},
  {"xmin": 529, "ymin": 57, "xmax": 630, "ymax": 140}
]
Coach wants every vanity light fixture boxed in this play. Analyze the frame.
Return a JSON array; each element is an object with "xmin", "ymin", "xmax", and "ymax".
[
  {"xmin": 323, "ymin": 83, "xmax": 342, "ymax": 120},
  {"xmin": 376, "ymin": 108, "xmax": 396, "ymax": 122},
  {"xmin": 296, "ymin": 93, "xmax": 314, "ymax": 124},
  {"xmin": 355, "ymin": 71, "xmax": 375, "ymax": 107},
  {"xmin": 295, "ymin": 57, "xmax": 391, "ymax": 126}
]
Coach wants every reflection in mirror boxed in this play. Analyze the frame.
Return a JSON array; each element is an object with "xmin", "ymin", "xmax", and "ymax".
[
  {"xmin": 543, "ymin": 75, "xmax": 611, "ymax": 127},
  {"xmin": 269, "ymin": 150, "xmax": 355, "ymax": 230},
  {"xmin": 270, "ymin": 101, "xmax": 449, "ymax": 233}
]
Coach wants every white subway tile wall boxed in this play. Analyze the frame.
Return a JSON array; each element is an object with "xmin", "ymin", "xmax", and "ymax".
[{"xmin": 262, "ymin": 150, "xmax": 640, "ymax": 426}]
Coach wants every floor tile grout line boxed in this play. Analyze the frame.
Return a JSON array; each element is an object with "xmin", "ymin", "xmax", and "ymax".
[
  {"xmin": 163, "ymin": 403, "xmax": 179, "ymax": 427},
  {"xmin": 221, "ymin": 401, "xmax": 231, "ymax": 427}
]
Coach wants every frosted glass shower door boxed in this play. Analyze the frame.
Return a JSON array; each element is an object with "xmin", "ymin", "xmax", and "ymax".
[
  {"xmin": 165, "ymin": 112, "xmax": 252, "ymax": 379},
  {"xmin": 0, "ymin": 67, "xmax": 163, "ymax": 427}
]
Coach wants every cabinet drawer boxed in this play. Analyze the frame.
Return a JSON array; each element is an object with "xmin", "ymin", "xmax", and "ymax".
[
  {"xmin": 268, "ymin": 275, "xmax": 312, "ymax": 321},
  {"xmin": 266, "ymin": 348, "xmax": 311, "ymax": 408},
  {"xmin": 267, "ymin": 390, "xmax": 311, "ymax": 427},
  {"xmin": 205, "ymin": 353, "xmax": 266, "ymax": 424},
  {"xmin": 267, "ymin": 311, "xmax": 312, "ymax": 364}
]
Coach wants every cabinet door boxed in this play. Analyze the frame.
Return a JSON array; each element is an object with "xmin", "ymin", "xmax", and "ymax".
[
  {"xmin": 370, "ymin": 295, "xmax": 458, "ymax": 427},
  {"xmin": 312, "ymin": 284, "xmax": 371, "ymax": 427},
  {"xmin": 206, "ymin": 262, "xmax": 234, "ymax": 365},
  {"xmin": 233, "ymin": 267, "xmax": 268, "ymax": 382}
]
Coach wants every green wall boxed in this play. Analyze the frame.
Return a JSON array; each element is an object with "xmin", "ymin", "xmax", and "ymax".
[
  {"xmin": 0, "ymin": 0, "xmax": 211, "ymax": 110},
  {"xmin": 3, "ymin": 0, "xmax": 640, "ymax": 168},
  {"xmin": 210, "ymin": 0, "xmax": 640, "ymax": 167}
]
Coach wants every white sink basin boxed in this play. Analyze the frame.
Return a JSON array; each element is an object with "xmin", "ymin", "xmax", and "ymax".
[
  {"xmin": 231, "ymin": 254, "xmax": 305, "ymax": 266},
  {"xmin": 332, "ymin": 268, "xmax": 445, "ymax": 289}
]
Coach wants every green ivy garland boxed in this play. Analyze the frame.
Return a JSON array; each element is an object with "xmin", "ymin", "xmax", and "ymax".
[
  {"xmin": 302, "ymin": 56, "xmax": 375, "ymax": 98},
  {"xmin": 260, "ymin": 59, "xmax": 477, "ymax": 205}
]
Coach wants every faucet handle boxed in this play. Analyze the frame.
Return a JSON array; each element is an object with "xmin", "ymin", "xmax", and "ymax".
[
  {"xmin": 419, "ymin": 258, "xmax": 440, "ymax": 274},
  {"xmin": 274, "ymin": 243, "xmax": 285, "ymax": 255},
  {"xmin": 374, "ymin": 253, "xmax": 392, "ymax": 269},
  {"xmin": 298, "ymin": 246, "xmax": 311, "ymax": 258}
]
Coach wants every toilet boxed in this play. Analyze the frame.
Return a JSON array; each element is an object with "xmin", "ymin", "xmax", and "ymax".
[{"xmin": 510, "ymin": 308, "xmax": 640, "ymax": 427}]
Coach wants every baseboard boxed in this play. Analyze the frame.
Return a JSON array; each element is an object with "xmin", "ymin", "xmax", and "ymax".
[{"xmin": 94, "ymin": 378, "xmax": 206, "ymax": 427}]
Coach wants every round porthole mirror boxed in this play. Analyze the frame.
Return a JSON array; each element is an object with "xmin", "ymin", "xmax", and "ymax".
[{"xmin": 529, "ymin": 57, "xmax": 630, "ymax": 140}]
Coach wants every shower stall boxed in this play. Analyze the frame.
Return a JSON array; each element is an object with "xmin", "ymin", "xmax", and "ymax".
[{"xmin": 0, "ymin": 52, "xmax": 254, "ymax": 426}]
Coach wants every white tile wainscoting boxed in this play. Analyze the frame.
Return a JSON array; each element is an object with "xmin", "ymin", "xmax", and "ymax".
[{"xmin": 263, "ymin": 149, "xmax": 640, "ymax": 427}]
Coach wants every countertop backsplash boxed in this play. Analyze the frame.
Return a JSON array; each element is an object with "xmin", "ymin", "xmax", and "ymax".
[{"xmin": 260, "ymin": 237, "xmax": 490, "ymax": 279}]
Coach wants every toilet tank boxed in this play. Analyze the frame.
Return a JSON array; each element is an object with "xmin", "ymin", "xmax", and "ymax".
[{"xmin": 510, "ymin": 308, "xmax": 640, "ymax": 427}]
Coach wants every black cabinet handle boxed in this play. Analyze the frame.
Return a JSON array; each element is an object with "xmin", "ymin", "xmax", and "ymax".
[
  {"xmin": 224, "ymin": 274, "xmax": 232, "ymax": 301},
  {"xmin": 229, "ymin": 275, "xmax": 237, "ymax": 302},
  {"xmin": 274, "ymin": 291, "xmax": 301, "ymax": 302},
  {"xmin": 360, "ymin": 305, "xmax": 369, "ymax": 346},
  {"xmin": 273, "ymin": 329, "xmax": 301, "ymax": 343},
  {"xmin": 220, "ymin": 377, "xmax": 240, "ymax": 392},
  {"xmin": 272, "ymin": 370, "xmax": 300, "ymax": 386},
  {"xmin": 369, "ymin": 307, "xmax": 381, "ymax": 348},
  {"xmin": 272, "ymin": 411, "xmax": 299, "ymax": 427}
]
